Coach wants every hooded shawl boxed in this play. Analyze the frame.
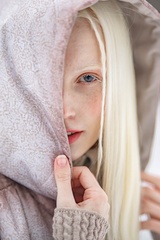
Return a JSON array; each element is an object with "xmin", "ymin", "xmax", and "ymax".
[{"xmin": 0, "ymin": 0, "xmax": 159, "ymax": 239}]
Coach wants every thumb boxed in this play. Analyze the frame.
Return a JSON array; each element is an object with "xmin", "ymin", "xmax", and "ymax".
[{"xmin": 54, "ymin": 155, "xmax": 76, "ymax": 208}]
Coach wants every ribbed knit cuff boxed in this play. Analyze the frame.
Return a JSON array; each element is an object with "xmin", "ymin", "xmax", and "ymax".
[{"xmin": 52, "ymin": 208, "xmax": 109, "ymax": 240}]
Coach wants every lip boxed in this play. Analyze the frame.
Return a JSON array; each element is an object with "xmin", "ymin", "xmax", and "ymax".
[{"xmin": 67, "ymin": 130, "xmax": 83, "ymax": 144}]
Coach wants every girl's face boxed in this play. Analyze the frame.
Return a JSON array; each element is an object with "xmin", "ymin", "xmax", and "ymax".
[{"xmin": 63, "ymin": 18, "xmax": 102, "ymax": 161}]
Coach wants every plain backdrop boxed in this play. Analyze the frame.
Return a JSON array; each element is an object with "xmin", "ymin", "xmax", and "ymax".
[{"xmin": 148, "ymin": 0, "xmax": 160, "ymax": 11}]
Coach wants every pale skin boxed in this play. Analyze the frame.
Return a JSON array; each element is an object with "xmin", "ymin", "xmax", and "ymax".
[
  {"xmin": 54, "ymin": 18, "xmax": 109, "ymax": 221},
  {"xmin": 63, "ymin": 18, "xmax": 102, "ymax": 161},
  {"xmin": 141, "ymin": 172, "xmax": 160, "ymax": 234},
  {"xmin": 53, "ymin": 17, "xmax": 160, "ymax": 234}
]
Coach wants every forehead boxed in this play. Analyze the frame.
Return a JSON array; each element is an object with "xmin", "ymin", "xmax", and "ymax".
[{"xmin": 65, "ymin": 18, "xmax": 101, "ymax": 72}]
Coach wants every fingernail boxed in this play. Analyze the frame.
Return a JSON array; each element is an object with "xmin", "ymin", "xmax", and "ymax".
[{"xmin": 56, "ymin": 155, "xmax": 67, "ymax": 167}]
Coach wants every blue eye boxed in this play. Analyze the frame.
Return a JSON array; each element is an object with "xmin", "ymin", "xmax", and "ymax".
[{"xmin": 78, "ymin": 74, "xmax": 98, "ymax": 83}]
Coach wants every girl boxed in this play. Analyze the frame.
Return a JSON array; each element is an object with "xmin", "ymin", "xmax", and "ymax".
[
  {"xmin": 0, "ymin": 0, "xmax": 159, "ymax": 240},
  {"xmin": 53, "ymin": 1, "xmax": 140, "ymax": 239}
]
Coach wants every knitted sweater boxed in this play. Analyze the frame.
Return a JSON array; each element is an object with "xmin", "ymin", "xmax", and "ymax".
[
  {"xmin": 0, "ymin": 0, "xmax": 159, "ymax": 239},
  {"xmin": 53, "ymin": 208, "xmax": 108, "ymax": 240},
  {"xmin": 0, "ymin": 174, "xmax": 108, "ymax": 240}
]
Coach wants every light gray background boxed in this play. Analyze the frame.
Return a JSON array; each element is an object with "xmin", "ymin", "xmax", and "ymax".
[{"xmin": 148, "ymin": 0, "xmax": 160, "ymax": 11}]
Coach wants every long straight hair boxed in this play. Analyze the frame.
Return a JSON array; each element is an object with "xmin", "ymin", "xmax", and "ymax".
[{"xmin": 78, "ymin": 1, "xmax": 140, "ymax": 240}]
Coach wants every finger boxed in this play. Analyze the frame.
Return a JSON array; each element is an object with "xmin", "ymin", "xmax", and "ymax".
[
  {"xmin": 141, "ymin": 172, "xmax": 160, "ymax": 189},
  {"xmin": 141, "ymin": 199, "xmax": 160, "ymax": 219},
  {"xmin": 54, "ymin": 155, "xmax": 76, "ymax": 208},
  {"xmin": 72, "ymin": 166, "xmax": 100, "ymax": 190},
  {"xmin": 141, "ymin": 187, "xmax": 160, "ymax": 205},
  {"xmin": 141, "ymin": 219, "xmax": 160, "ymax": 233},
  {"xmin": 72, "ymin": 166, "xmax": 109, "ymax": 218}
]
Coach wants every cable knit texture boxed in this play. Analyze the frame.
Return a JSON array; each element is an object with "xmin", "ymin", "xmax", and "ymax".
[
  {"xmin": 0, "ymin": 0, "xmax": 159, "ymax": 239},
  {"xmin": 53, "ymin": 208, "xmax": 109, "ymax": 240}
]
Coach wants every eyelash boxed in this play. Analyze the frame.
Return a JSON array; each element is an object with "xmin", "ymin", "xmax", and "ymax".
[{"xmin": 76, "ymin": 74, "xmax": 101, "ymax": 84}]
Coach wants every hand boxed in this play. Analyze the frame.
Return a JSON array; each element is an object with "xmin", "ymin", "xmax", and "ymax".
[
  {"xmin": 54, "ymin": 155, "xmax": 109, "ymax": 221},
  {"xmin": 141, "ymin": 172, "xmax": 160, "ymax": 233}
]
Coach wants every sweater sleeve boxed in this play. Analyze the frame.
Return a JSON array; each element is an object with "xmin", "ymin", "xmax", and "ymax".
[{"xmin": 52, "ymin": 208, "xmax": 109, "ymax": 240}]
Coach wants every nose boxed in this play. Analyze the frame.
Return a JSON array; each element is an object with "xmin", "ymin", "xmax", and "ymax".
[{"xmin": 63, "ymin": 91, "xmax": 76, "ymax": 120}]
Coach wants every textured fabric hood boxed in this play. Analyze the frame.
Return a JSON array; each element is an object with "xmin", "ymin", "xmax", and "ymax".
[{"xmin": 0, "ymin": 0, "xmax": 159, "ymax": 200}]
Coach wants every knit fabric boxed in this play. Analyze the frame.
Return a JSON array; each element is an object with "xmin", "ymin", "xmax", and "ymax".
[
  {"xmin": 0, "ymin": 0, "xmax": 159, "ymax": 239},
  {"xmin": 52, "ymin": 208, "xmax": 109, "ymax": 240}
]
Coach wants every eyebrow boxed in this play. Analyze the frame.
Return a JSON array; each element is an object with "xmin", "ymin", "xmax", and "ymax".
[{"xmin": 72, "ymin": 64, "xmax": 102, "ymax": 75}]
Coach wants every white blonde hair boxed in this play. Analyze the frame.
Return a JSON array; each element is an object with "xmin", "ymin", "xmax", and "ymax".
[{"xmin": 78, "ymin": 1, "xmax": 140, "ymax": 240}]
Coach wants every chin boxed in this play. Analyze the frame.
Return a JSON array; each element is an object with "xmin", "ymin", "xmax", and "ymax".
[
  {"xmin": 71, "ymin": 154, "xmax": 81, "ymax": 162},
  {"xmin": 70, "ymin": 142, "xmax": 97, "ymax": 162},
  {"xmin": 70, "ymin": 149, "xmax": 85, "ymax": 162}
]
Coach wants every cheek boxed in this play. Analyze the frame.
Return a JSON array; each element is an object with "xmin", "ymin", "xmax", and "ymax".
[{"xmin": 84, "ymin": 89, "xmax": 102, "ymax": 117}]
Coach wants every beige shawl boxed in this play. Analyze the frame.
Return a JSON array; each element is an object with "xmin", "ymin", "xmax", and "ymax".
[{"xmin": 0, "ymin": 0, "xmax": 159, "ymax": 239}]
